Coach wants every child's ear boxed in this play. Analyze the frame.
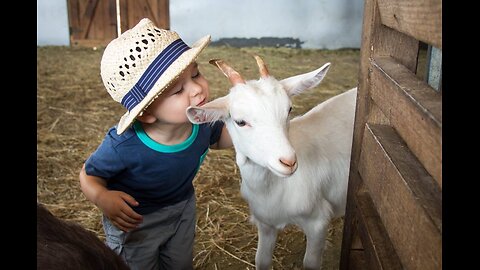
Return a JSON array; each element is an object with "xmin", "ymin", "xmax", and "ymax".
[{"xmin": 136, "ymin": 111, "xmax": 157, "ymax": 124}]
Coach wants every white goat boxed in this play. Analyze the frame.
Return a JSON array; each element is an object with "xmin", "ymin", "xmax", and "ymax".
[{"xmin": 187, "ymin": 55, "xmax": 356, "ymax": 270}]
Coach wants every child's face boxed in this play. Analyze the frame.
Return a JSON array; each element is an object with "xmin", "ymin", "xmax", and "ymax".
[{"xmin": 145, "ymin": 62, "xmax": 209, "ymax": 125}]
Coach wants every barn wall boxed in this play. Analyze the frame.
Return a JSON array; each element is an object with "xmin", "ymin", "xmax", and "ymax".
[{"xmin": 37, "ymin": 0, "xmax": 364, "ymax": 49}]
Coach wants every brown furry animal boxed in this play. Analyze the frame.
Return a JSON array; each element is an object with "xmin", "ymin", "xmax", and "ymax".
[{"xmin": 37, "ymin": 203, "xmax": 129, "ymax": 270}]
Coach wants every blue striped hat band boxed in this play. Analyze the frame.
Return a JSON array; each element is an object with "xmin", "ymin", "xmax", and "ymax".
[{"xmin": 121, "ymin": 39, "xmax": 190, "ymax": 111}]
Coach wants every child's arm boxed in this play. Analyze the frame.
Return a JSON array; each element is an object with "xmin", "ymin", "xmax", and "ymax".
[
  {"xmin": 79, "ymin": 164, "xmax": 143, "ymax": 232},
  {"xmin": 210, "ymin": 125, "xmax": 232, "ymax": 149}
]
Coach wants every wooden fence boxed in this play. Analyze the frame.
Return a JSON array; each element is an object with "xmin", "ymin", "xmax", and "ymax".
[{"xmin": 339, "ymin": 0, "xmax": 442, "ymax": 269}]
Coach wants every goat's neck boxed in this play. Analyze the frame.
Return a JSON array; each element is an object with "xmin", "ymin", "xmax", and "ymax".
[{"xmin": 236, "ymin": 152, "xmax": 274, "ymax": 191}]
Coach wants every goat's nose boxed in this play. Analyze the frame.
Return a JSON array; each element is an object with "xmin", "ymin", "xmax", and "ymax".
[{"xmin": 279, "ymin": 157, "xmax": 297, "ymax": 168}]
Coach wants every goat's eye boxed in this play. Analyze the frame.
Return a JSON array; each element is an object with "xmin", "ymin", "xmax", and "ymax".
[{"xmin": 235, "ymin": 120, "xmax": 247, "ymax": 127}]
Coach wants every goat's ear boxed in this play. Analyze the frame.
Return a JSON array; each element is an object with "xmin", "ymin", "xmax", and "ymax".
[
  {"xmin": 280, "ymin": 62, "xmax": 331, "ymax": 96},
  {"xmin": 186, "ymin": 96, "xmax": 229, "ymax": 124}
]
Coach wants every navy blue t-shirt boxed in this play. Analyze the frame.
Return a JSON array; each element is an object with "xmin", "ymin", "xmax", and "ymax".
[{"xmin": 85, "ymin": 121, "xmax": 224, "ymax": 215}]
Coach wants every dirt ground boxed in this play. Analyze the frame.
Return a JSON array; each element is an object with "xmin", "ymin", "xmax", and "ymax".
[{"xmin": 37, "ymin": 45, "xmax": 360, "ymax": 269}]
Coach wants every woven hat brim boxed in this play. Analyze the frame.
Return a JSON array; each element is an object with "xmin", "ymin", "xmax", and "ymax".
[{"xmin": 116, "ymin": 35, "xmax": 211, "ymax": 135}]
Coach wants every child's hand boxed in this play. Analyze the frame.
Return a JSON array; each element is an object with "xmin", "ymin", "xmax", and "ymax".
[{"xmin": 96, "ymin": 190, "xmax": 143, "ymax": 232}]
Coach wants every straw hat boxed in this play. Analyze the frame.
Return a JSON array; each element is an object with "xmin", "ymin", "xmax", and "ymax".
[{"xmin": 100, "ymin": 18, "xmax": 211, "ymax": 134}]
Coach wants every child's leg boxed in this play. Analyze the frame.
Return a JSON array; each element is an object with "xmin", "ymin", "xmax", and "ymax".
[
  {"xmin": 102, "ymin": 194, "xmax": 195, "ymax": 270},
  {"xmin": 159, "ymin": 193, "xmax": 196, "ymax": 270},
  {"xmin": 103, "ymin": 214, "xmax": 163, "ymax": 270}
]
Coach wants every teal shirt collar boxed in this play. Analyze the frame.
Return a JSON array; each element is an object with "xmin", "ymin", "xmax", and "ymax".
[{"xmin": 133, "ymin": 121, "xmax": 199, "ymax": 153}]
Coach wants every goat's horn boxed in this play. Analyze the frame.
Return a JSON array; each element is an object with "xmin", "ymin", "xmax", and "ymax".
[
  {"xmin": 209, "ymin": 59, "xmax": 245, "ymax": 85},
  {"xmin": 254, "ymin": 55, "xmax": 269, "ymax": 78}
]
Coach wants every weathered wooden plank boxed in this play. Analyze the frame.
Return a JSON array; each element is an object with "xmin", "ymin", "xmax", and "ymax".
[
  {"xmin": 146, "ymin": 0, "xmax": 169, "ymax": 29},
  {"xmin": 377, "ymin": 0, "xmax": 442, "ymax": 49},
  {"xmin": 130, "ymin": 0, "xmax": 144, "ymax": 28},
  {"xmin": 121, "ymin": 0, "xmax": 169, "ymax": 30},
  {"xmin": 358, "ymin": 123, "xmax": 442, "ymax": 270},
  {"xmin": 348, "ymin": 250, "xmax": 369, "ymax": 270},
  {"xmin": 340, "ymin": 170, "xmax": 364, "ymax": 270},
  {"xmin": 80, "ymin": 0, "xmax": 100, "ymax": 39},
  {"xmin": 157, "ymin": 0, "xmax": 170, "ymax": 29},
  {"xmin": 351, "ymin": 0, "xmax": 376, "ymax": 169},
  {"xmin": 105, "ymin": 0, "xmax": 117, "ymax": 38},
  {"xmin": 142, "ymin": 0, "xmax": 158, "ymax": 25},
  {"xmin": 373, "ymin": 23, "xmax": 419, "ymax": 72},
  {"xmin": 371, "ymin": 56, "xmax": 442, "ymax": 186},
  {"xmin": 367, "ymin": 102, "xmax": 390, "ymax": 125},
  {"xmin": 355, "ymin": 191, "xmax": 403, "ymax": 270},
  {"xmin": 340, "ymin": 0, "xmax": 376, "ymax": 266},
  {"xmin": 95, "ymin": 0, "xmax": 115, "ymax": 40},
  {"xmin": 68, "ymin": 0, "xmax": 81, "ymax": 40},
  {"xmin": 342, "ymin": 198, "xmax": 368, "ymax": 270},
  {"xmin": 119, "ymin": 0, "xmax": 128, "ymax": 34}
]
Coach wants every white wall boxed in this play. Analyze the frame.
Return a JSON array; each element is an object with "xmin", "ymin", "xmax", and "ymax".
[
  {"xmin": 37, "ymin": 0, "xmax": 364, "ymax": 49},
  {"xmin": 37, "ymin": 0, "xmax": 70, "ymax": 46},
  {"xmin": 171, "ymin": 0, "xmax": 364, "ymax": 49}
]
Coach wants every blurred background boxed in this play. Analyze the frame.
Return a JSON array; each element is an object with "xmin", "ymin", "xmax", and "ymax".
[{"xmin": 37, "ymin": 0, "xmax": 364, "ymax": 49}]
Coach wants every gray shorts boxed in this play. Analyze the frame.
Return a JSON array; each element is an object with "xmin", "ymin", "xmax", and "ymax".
[{"xmin": 103, "ymin": 193, "xmax": 196, "ymax": 270}]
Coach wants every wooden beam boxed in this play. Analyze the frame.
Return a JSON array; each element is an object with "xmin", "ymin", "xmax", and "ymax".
[
  {"xmin": 355, "ymin": 191, "xmax": 403, "ymax": 270},
  {"xmin": 340, "ymin": 0, "xmax": 377, "ymax": 266},
  {"xmin": 358, "ymin": 124, "xmax": 442, "ymax": 269},
  {"xmin": 348, "ymin": 250, "xmax": 369, "ymax": 270},
  {"xmin": 118, "ymin": 0, "xmax": 128, "ymax": 34},
  {"xmin": 158, "ymin": 0, "xmax": 170, "ymax": 29},
  {"xmin": 372, "ymin": 23, "xmax": 419, "ymax": 73},
  {"xmin": 377, "ymin": 0, "xmax": 441, "ymax": 49},
  {"xmin": 370, "ymin": 56, "xmax": 442, "ymax": 186},
  {"xmin": 80, "ymin": 0, "xmax": 100, "ymax": 39},
  {"xmin": 340, "ymin": 171, "xmax": 365, "ymax": 270}
]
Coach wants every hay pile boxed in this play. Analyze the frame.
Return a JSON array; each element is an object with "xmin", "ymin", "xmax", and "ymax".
[{"xmin": 37, "ymin": 45, "xmax": 360, "ymax": 269}]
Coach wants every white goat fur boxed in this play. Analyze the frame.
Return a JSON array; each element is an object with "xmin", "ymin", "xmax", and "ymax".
[{"xmin": 187, "ymin": 58, "xmax": 357, "ymax": 270}]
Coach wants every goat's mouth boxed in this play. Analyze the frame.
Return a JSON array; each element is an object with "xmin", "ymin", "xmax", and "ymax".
[{"xmin": 267, "ymin": 163, "xmax": 298, "ymax": 178}]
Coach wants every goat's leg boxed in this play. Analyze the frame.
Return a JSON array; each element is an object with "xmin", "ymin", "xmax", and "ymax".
[
  {"xmin": 255, "ymin": 221, "xmax": 278, "ymax": 270},
  {"xmin": 301, "ymin": 217, "xmax": 331, "ymax": 270}
]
